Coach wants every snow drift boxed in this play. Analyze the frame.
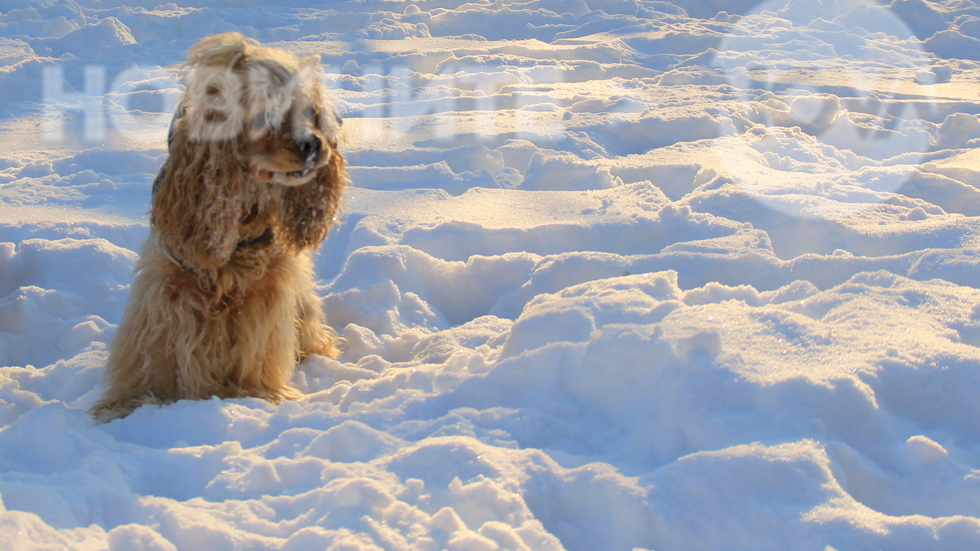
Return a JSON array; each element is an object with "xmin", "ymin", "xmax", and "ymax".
[{"xmin": 4, "ymin": 0, "xmax": 980, "ymax": 549}]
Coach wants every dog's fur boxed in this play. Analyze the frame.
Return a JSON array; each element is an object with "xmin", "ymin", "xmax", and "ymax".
[{"xmin": 91, "ymin": 33, "xmax": 347, "ymax": 423}]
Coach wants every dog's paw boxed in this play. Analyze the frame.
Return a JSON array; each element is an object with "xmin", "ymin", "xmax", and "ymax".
[
  {"xmin": 90, "ymin": 394, "xmax": 167, "ymax": 424},
  {"xmin": 89, "ymin": 398, "xmax": 140, "ymax": 424},
  {"xmin": 300, "ymin": 330, "xmax": 340, "ymax": 359},
  {"xmin": 267, "ymin": 385, "xmax": 303, "ymax": 403}
]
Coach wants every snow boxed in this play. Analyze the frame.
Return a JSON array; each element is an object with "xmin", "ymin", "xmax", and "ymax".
[{"xmin": 4, "ymin": 0, "xmax": 980, "ymax": 549}]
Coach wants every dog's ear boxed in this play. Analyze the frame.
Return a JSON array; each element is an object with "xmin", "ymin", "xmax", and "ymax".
[
  {"xmin": 151, "ymin": 114, "xmax": 247, "ymax": 270},
  {"xmin": 280, "ymin": 144, "xmax": 347, "ymax": 250}
]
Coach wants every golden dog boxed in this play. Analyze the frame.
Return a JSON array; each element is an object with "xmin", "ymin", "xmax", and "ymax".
[{"xmin": 91, "ymin": 33, "xmax": 347, "ymax": 422}]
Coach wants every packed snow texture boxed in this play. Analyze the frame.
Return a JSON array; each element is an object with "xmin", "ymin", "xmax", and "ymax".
[{"xmin": 4, "ymin": 0, "xmax": 980, "ymax": 549}]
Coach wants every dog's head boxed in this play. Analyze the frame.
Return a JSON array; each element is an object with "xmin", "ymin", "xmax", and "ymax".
[
  {"xmin": 180, "ymin": 32, "xmax": 341, "ymax": 186},
  {"xmin": 154, "ymin": 33, "xmax": 348, "ymax": 270}
]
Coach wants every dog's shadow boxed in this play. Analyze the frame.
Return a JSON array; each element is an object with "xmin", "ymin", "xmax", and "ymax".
[{"xmin": 312, "ymin": 212, "xmax": 365, "ymax": 284}]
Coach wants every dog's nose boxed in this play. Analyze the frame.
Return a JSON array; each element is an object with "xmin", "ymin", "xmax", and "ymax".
[{"xmin": 295, "ymin": 134, "xmax": 322, "ymax": 162}]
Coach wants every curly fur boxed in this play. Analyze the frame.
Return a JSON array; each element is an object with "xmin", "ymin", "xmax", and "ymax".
[{"xmin": 91, "ymin": 33, "xmax": 348, "ymax": 423}]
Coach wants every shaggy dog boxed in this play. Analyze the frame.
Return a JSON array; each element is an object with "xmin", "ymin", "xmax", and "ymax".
[{"xmin": 91, "ymin": 33, "xmax": 347, "ymax": 423}]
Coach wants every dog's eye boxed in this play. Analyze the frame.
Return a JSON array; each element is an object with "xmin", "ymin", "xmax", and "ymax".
[{"xmin": 206, "ymin": 85, "xmax": 220, "ymax": 96}]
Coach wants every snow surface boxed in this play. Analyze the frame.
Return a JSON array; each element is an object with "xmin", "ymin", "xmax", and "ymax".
[{"xmin": 4, "ymin": 0, "xmax": 980, "ymax": 549}]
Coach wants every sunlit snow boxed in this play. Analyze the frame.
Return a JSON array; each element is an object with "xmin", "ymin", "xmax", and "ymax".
[{"xmin": 4, "ymin": 0, "xmax": 980, "ymax": 550}]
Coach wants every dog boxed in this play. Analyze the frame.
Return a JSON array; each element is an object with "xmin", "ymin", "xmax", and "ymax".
[{"xmin": 90, "ymin": 32, "xmax": 348, "ymax": 423}]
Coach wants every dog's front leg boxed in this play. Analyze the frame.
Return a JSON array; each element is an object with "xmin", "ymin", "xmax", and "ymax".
[{"xmin": 90, "ymin": 250, "xmax": 182, "ymax": 422}]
